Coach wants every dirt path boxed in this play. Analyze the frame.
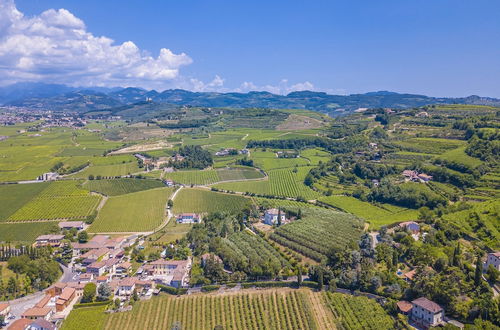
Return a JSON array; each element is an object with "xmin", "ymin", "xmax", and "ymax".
[{"xmin": 307, "ymin": 290, "xmax": 336, "ymax": 329}]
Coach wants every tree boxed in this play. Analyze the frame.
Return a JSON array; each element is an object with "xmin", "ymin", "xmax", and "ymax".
[
  {"xmin": 131, "ymin": 288, "xmax": 139, "ymax": 302},
  {"xmin": 81, "ymin": 283, "xmax": 96, "ymax": 303},
  {"xmin": 486, "ymin": 264, "xmax": 499, "ymax": 283},
  {"xmin": 317, "ymin": 268, "xmax": 324, "ymax": 291},
  {"xmin": 297, "ymin": 267, "xmax": 302, "ymax": 286},
  {"xmin": 88, "ymin": 174, "xmax": 94, "ymax": 180},
  {"xmin": 113, "ymin": 298, "xmax": 121, "ymax": 310},
  {"xmin": 277, "ymin": 208, "xmax": 282, "ymax": 226},
  {"xmin": 328, "ymin": 279, "xmax": 337, "ymax": 292},
  {"xmin": 7, "ymin": 277, "xmax": 17, "ymax": 296},
  {"xmin": 97, "ymin": 283, "xmax": 112, "ymax": 301},
  {"xmin": 167, "ymin": 199, "xmax": 174, "ymax": 208},
  {"xmin": 474, "ymin": 255, "xmax": 483, "ymax": 287},
  {"xmin": 0, "ymin": 315, "xmax": 4, "ymax": 327},
  {"xmin": 78, "ymin": 231, "xmax": 89, "ymax": 243}
]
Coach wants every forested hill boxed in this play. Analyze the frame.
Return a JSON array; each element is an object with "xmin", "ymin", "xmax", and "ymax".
[{"xmin": 2, "ymin": 82, "xmax": 500, "ymax": 115}]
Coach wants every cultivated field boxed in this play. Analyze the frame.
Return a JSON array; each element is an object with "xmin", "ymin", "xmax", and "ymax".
[
  {"xmin": 89, "ymin": 187, "xmax": 173, "ymax": 232},
  {"xmin": 164, "ymin": 170, "xmax": 220, "ymax": 185},
  {"xmin": 0, "ymin": 222, "xmax": 59, "ymax": 243},
  {"xmin": 61, "ymin": 305, "xmax": 108, "ymax": 330},
  {"xmin": 0, "ymin": 182, "xmax": 49, "ymax": 220},
  {"xmin": 83, "ymin": 178, "xmax": 165, "ymax": 196},
  {"xmin": 270, "ymin": 208, "xmax": 364, "ymax": 262},
  {"xmin": 71, "ymin": 162, "xmax": 140, "ymax": 179},
  {"xmin": 172, "ymin": 189, "xmax": 251, "ymax": 214}
]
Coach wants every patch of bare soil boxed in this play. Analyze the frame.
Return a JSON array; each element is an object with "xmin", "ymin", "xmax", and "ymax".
[{"xmin": 276, "ymin": 114, "xmax": 324, "ymax": 130}]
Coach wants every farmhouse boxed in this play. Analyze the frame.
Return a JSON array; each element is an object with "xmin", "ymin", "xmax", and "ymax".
[
  {"xmin": 164, "ymin": 179, "xmax": 174, "ymax": 187},
  {"xmin": 37, "ymin": 172, "xmax": 59, "ymax": 181},
  {"xmin": 35, "ymin": 235, "xmax": 65, "ymax": 247},
  {"xmin": 402, "ymin": 170, "xmax": 432, "ymax": 183},
  {"xmin": 411, "ymin": 297, "xmax": 444, "ymax": 327},
  {"xmin": 58, "ymin": 221, "xmax": 85, "ymax": 231},
  {"xmin": 399, "ymin": 221, "xmax": 420, "ymax": 234},
  {"xmin": 176, "ymin": 213, "xmax": 201, "ymax": 224},
  {"xmin": 264, "ymin": 209, "xmax": 286, "ymax": 226},
  {"xmin": 483, "ymin": 251, "xmax": 500, "ymax": 271},
  {"xmin": 145, "ymin": 258, "xmax": 192, "ymax": 288},
  {"xmin": 396, "ymin": 300, "xmax": 413, "ymax": 316}
]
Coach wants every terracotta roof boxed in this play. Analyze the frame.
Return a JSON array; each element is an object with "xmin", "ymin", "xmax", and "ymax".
[
  {"xmin": 7, "ymin": 318, "xmax": 31, "ymax": 330},
  {"xmin": 53, "ymin": 282, "xmax": 67, "ymax": 289},
  {"xmin": 59, "ymin": 287, "xmax": 75, "ymax": 301},
  {"xmin": 397, "ymin": 300, "xmax": 413, "ymax": 313},
  {"xmin": 22, "ymin": 307, "xmax": 52, "ymax": 318},
  {"xmin": 404, "ymin": 269, "xmax": 416, "ymax": 281},
  {"xmin": 120, "ymin": 277, "xmax": 137, "ymax": 287},
  {"xmin": 36, "ymin": 234, "xmax": 64, "ymax": 241},
  {"xmin": 490, "ymin": 251, "xmax": 500, "ymax": 257},
  {"xmin": 30, "ymin": 318, "xmax": 55, "ymax": 330},
  {"xmin": 88, "ymin": 261, "xmax": 106, "ymax": 269},
  {"xmin": 35, "ymin": 295, "xmax": 51, "ymax": 308},
  {"xmin": 96, "ymin": 276, "xmax": 108, "ymax": 282},
  {"xmin": 117, "ymin": 262, "xmax": 131, "ymax": 269},
  {"xmin": 0, "ymin": 302, "xmax": 9, "ymax": 312},
  {"xmin": 58, "ymin": 221, "xmax": 84, "ymax": 228},
  {"xmin": 412, "ymin": 297, "xmax": 443, "ymax": 313}
]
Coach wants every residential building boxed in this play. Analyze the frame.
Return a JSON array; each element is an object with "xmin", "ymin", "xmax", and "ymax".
[
  {"xmin": 80, "ymin": 247, "xmax": 110, "ymax": 265},
  {"xmin": 21, "ymin": 307, "xmax": 53, "ymax": 320},
  {"xmin": 55, "ymin": 287, "xmax": 76, "ymax": 312},
  {"xmin": 78, "ymin": 273, "xmax": 93, "ymax": 283},
  {"xmin": 37, "ymin": 172, "xmax": 58, "ymax": 181},
  {"xmin": 399, "ymin": 221, "xmax": 420, "ymax": 234},
  {"xmin": 118, "ymin": 277, "xmax": 137, "ymax": 297},
  {"xmin": 396, "ymin": 300, "xmax": 413, "ymax": 316},
  {"xmin": 87, "ymin": 261, "xmax": 107, "ymax": 276},
  {"xmin": 411, "ymin": 297, "xmax": 444, "ymax": 328},
  {"xmin": 35, "ymin": 235, "xmax": 65, "ymax": 247},
  {"xmin": 58, "ymin": 221, "xmax": 85, "ymax": 231},
  {"xmin": 0, "ymin": 302, "xmax": 11, "ymax": 318},
  {"xmin": 116, "ymin": 262, "xmax": 132, "ymax": 275},
  {"xmin": 25, "ymin": 318, "xmax": 56, "ymax": 330},
  {"xmin": 484, "ymin": 252, "xmax": 500, "ymax": 271},
  {"xmin": 176, "ymin": 213, "xmax": 201, "ymax": 224},
  {"xmin": 264, "ymin": 209, "xmax": 286, "ymax": 225}
]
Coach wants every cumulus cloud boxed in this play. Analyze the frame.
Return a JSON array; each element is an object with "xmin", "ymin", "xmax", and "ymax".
[{"xmin": 0, "ymin": 0, "xmax": 192, "ymax": 88}]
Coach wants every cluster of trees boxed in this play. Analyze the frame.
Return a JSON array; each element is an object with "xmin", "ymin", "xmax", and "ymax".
[
  {"xmin": 466, "ymin": 137, "xmax": 499, "ymax": 162},
  {"xmin": 1, "ymin": 254, "xmax": 61, "ymax": 298},
  {"xmin": 169, "ymin": 145, "xmax": 213, "ymax": 169},
  {"xmin": 50, "ymin": 161, "xmax": 89, "ymax": 175},
  {"xmin": 352, "ymin": 162, "xmax": 397, "ymax": 180},
  {"xmin": 235, "ymin": 157, "xmax": 254, "ymax": 167},
  {"xmin": 247, "ymin": 135, "xmax": 367, "ymax": 154},
  {"xmin": 0, "ymin": 245, "xmax": 50, "ymax": 261},
  {"xmin": 327, "ymin": 122, "xmax": 368, "ymax": 139},
  {"xmin": 159, "ymin": 118, "xmax": 213, "ymax": 129},
  {"xmin": 368, "ymin": 182, "xmax": 447, "ymax": 209}
]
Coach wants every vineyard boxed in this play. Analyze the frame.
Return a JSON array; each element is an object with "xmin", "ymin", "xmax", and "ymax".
[
  {"xmin": 89, "ymin": 187, "xmax": 173, "ymax": 232},
  {"xmin": 216, "ymin": 167, "xmax": 264, "ymax": 181},
  {"xmin": 71, "ymin": 162, "xmax": 140, "ymax": 179},
  {"xmin": 0, "ymin": 182, "xmax": 49, "ymax": 220},
  {"xmin": 164, "ymin": 170, "xmax": 220, "ymax": 185},
  {"xmin": 323, "ymin": 292, "xmax": 395, "ymax": 329},
  {"xmin": 7, "ymin": 181, "xmax": 101, "ymax": 221},
  {"xmin": 83, "ymin": 178, "xmax": 165, "ymax": 196},
  {"xmin": 61, "ymin": 305, "xmax": 108, "ymax": 330},
  {"xmin": 270, "ymin": 208, "xmax": 364, "ymax": 262},
  {"xmin": 218, "ymin": 230, "xmax": 291, "ymax": 275},
  {"xmin": 319, "ymin": 195, "xmax": 419, "ymax": 229},
  {"xmin": 0, "ymin": 222, "xmax": 59, "ymax": 243},
  {"xmin": 172, "ymin": 189, "xmax": 251, "ymax": 214},
  {"xmin": 215, "ymin": 167, "xmax": 319, "ymax": 199},
  {"xmin": 103, "ymin": 289, "xmax": 318, "ymax": 330}
]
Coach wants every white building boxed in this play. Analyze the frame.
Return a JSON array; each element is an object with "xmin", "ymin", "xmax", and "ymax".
[
  {"xmin": 411, "ymin": 297, "xmax": 444, "ymax": 327},
  {"xmin": 37, "ymin": 172, "xmax": 59, "ymax": 181},
  {"xmin": 484, "ymin": 252, "xmax": 500, "ymax": 271},
  {"xmin": 264, "ymin": 209, "xmax": 286, "ymax": 225},
  {"xmin": 176, "ymin": 213, "xmax": 201, "ymax": 224}
]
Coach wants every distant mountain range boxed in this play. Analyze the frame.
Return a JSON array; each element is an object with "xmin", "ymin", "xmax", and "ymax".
[{"xmin": 1, "ymin": 82, "xmax": 499, "ymax": 116}]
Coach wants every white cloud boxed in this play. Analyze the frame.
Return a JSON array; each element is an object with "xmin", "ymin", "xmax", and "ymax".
[
  {"xmin": 236, "ymin": 79, "xmax": 315, "ymax": 95},
  {"xmin": 0, "ymin": 0, "xmax": 192, "ymax": 88}
]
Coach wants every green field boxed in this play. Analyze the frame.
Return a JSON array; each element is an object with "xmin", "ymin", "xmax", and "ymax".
[
  {"xmin": 0, "ymin": 222, "xmax": 59, "ymax": 243},
  {"xmin": 71, "ymin": 162, "xmax": 140, "ymax": 179},
  {"xmin": 0, "ymin": 182, "xmax": 49, "ymax": 220},
  {"xmin": 270, "ymin": 208, "xmax": 364, "ymax": 262},
  {"xmin": 172, "ymin": 188, "xmax": 251, "ymax": 214},
  {"xmin": 215, "ymin": 167, "xmax": 319, "ymax": 199},
  {"xmin": 61, "ymin": 306, "xmax": 108, "ymax": 330},
  {"xmin": 89, "ymin": 187, "xmax": 173, "ymax": 232},
  {"xmin": 164, "ymin": 170, "xmax": 220, "ymax": 185},
  {"xmin": 319, "ymin": 195, "xmax": 419, "ymax": 229},
  {"xmin": 83, "ymin": 178, "xmax": 165, "ymax": 196},
  {"xmin": 439, "ymin": 146, "xmax": 483, "ymax": 168},
  {"xmin": 216, "ymin": 167, "xmax": 264, "ymax": 181}
]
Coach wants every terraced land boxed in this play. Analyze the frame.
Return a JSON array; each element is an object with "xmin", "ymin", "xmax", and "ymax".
[
  {"xmin": 0, "ymin": 221, "xmax": 59, "ymax": 243},
  {"xmin": 172, "ymin": 189, "xmax": 251, "ymax": 214},
  {"xmin": 7, "ymin": 181, "xmax": 101, "ymax": 221},
  {"xmin": 89, "ymin": 187, "xmax": 173, "ymax": 232},
  {"xmin": 319, "ymin": 195, "xmax": 419, "ymax": 229},
  {"xmin": 270, "ymin": 208, "xmax": 364, "ymax": 262},
  {"xmin": 216, "ymin": 167, "xmax": 264, "ymax": 181},
  {"xmin": 83, "ymin": 178, "xmax": 165, "ymax": 196}
]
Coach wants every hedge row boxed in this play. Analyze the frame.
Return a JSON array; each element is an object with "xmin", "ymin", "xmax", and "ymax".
[{"xmin": 73, "ymin": 300, "xmax": 112, "ymax": 309}]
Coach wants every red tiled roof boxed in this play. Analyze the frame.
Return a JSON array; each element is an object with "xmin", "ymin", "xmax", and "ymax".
[
  {"xmin": 0, "ymin": 302, "xmax": 9, "ymax": 312},
  {"xmin": 397, "ymin": 300, "xmax": 413, "ymax": 313},
  {"xmin": 22, "ymin": 307, "xmax": 52, "ymax": 318},
  {"xmin": 412, "ymin": 297, "xmax": 443, "ymax": 313},
  {"xmin": 59, "ymin": 287, "xmax": 75, "ymax": 301},
  {"xmin": 7, "ymin": 318, "xmax": 31, "ymax": 330}
]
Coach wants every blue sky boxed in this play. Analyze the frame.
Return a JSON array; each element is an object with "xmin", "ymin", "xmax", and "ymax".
[{"xmin": 6, "ymin": 0, "xmax": 500, "ymax": 96}]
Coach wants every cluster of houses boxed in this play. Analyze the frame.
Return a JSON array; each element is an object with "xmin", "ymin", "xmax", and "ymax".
[
  {"xmin": 215, "ymin": 148, "xmax": 248, "ymax": 156},
  {"xmin": 134, "ymin": 153, "xmax": 186, "ymax": 172},
  {"xmin": 176, "ymin": 213, "xmax": 202, "ymax": 224},
  {"xmin": 402, "ymin": 170, "xmax": 433, "ymax": 183}
]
